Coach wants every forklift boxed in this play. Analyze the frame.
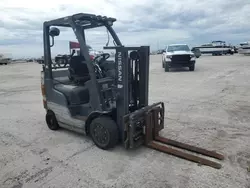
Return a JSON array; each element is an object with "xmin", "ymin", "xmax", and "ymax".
[{"xmin": 41, "ymin": 13, "xmax": 224, "ymax": 169}]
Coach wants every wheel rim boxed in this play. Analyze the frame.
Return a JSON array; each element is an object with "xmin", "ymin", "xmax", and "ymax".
[{"xmin": 91, "ymin": 123, "xmax": 110, "ymax": 147}]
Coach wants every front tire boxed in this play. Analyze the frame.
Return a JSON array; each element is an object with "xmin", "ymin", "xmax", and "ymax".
[
  {"xmin": 46, "ymin": 110, "xmax": 60, "ymax": 130},
  {"xmin": 90, "ymin": 116, "xmax": 118, "ymax": 150},
  {"xmin": 189, "ymin": 65, "xmax": 195, "ymax": 71},
  {"xmin": 164, "ymin": 62, "xmax": 170, "ymax": 72}
]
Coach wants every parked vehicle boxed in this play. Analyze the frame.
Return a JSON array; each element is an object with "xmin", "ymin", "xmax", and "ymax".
[
  {"xmin": 194, "ymin": 41, "xmax": 234, "ymax": 56},
  {"xmin": 238, "ymin": 41, "xmax": 250, "ymax": 55},
  {"xmin": 191, "ymin": 47, "xmax": 201, "ymax": 58},
  {"xmin": 0, "ymin": 54, "xmax": 11, "ymax": 65},
  {"xmin": 162, "ymin": 44, "xmax": 196, "ymax": 72}
]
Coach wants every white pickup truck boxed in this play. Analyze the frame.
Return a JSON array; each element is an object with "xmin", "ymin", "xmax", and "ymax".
[
  {"xmin": 0, "ymin": 55, "xmax": 11, "ymax": 65},
  {"xmin": 161, "ymin": 44, "xmax": 196, "ymax": 72}
]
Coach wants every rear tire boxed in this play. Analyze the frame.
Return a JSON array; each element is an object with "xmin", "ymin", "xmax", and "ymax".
[
  {"xmin": 90, "ymin": 116, "xmax": 118, "ymax": 150},
  {"xmin": 46, "ymin": 110, "xmax": 60, "ymax": 130}
]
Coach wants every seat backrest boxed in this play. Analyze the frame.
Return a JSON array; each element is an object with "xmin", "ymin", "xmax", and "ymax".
[{"xmin": 69, "ymin": 56, "xmax": 90, "ymax": 83}]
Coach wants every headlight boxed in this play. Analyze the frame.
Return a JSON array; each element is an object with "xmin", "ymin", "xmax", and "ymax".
[
  {"xmin": 166, "ymin": 55, "xmax": 172, "ymax": 59},
  {"xmin": 190, "ymin": 54, "xmax": 195, "ymax": 58}
]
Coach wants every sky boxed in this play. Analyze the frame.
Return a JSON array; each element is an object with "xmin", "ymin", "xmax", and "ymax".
[{"xmin": 0, "ymin": 0, "xmax": 249, "ymax": 58}]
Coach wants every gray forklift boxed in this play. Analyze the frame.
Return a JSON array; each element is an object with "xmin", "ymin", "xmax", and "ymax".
[{"xmin": 41, "ymin": 13, "xmax": 224, "ymax": 169}]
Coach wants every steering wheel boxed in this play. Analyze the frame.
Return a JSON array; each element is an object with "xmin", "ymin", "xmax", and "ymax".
[
  {"xmin": 93, "ymin": 53, "xmax": 110, "ymax": 64},
  {"xmin": 92, "ymin": 53, "xmax": 110, "ymax": 79}
]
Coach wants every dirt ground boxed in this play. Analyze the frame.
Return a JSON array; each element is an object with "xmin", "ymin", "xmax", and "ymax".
[{"xmin": 0, "ymin": 54, "xmax": 250, "ymax": 188}]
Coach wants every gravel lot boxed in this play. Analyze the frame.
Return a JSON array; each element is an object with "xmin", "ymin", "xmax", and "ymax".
[{"xmin": 0, "ymin": 54, "xmax": 250, "ymax": 188}]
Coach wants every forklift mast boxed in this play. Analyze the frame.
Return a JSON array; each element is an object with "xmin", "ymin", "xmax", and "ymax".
[{"xmin": 113, "ymin": 47, "xmax": 150, "ymax": 135}]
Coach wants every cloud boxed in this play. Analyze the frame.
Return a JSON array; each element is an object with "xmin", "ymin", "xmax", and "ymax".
[{"xmin": 0, "ymin": 0, "xmax": 249, "ymax": 58}]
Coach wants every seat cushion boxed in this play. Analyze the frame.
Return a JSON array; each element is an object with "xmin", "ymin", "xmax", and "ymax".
[{"xmin": 54, "ymin": 84, "xmax": 90, "ymax": 105}]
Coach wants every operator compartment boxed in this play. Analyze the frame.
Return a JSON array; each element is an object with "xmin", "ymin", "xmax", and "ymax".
[
  {"xmin": 51, "ymin": 54, "xmax": 91, "ymax": 106},
  {"xmin": 52, "ymin": 52, "xmax": 117, "ymax": 108}
]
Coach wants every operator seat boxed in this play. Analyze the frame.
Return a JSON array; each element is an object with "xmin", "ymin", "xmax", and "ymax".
[
  {"xmin": 68, "ymin": 56, "xmax": 90, "ymax": 84},
  {"xmin": 54, "ymin": 55, "xmax": 90, "ymax": 105}
]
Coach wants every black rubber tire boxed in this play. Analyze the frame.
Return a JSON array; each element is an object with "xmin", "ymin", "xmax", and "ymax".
[
  {"xmin": 189, "ymin": 65, "xmax": 195, "ymax": 71},
  {"xmin": 164, "ymin": 62, "xmax": 170, "ymax": 72},
  {"xmin": 46, "ymin": 110, "xmax": 60, "ymax": 130},
  {"xmin": 89, "ymin": 116, "xmax": 118, "ymax": 150}
]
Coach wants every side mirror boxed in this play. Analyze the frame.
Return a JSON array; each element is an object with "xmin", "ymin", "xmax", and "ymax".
[
  {"xmin": 49, "ymin": 27, "xmax": 60, "ymax": 47},
  {"xmin": 49, "ymin": 27, "xmax": 60, "ymax": 37}
]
